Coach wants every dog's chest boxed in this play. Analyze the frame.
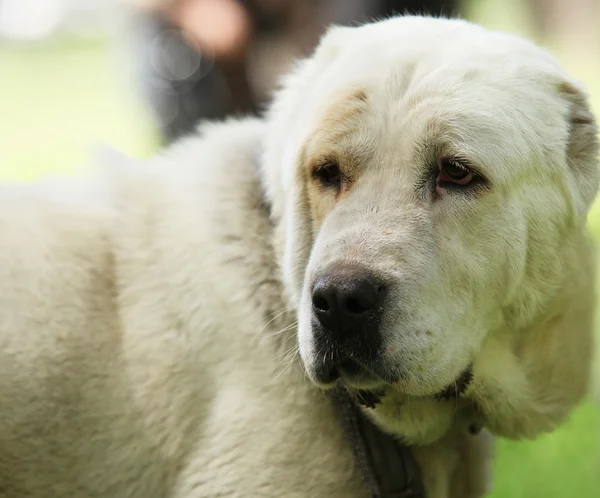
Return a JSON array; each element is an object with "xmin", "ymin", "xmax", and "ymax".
[{"xmin": 170, "ymin": 376, "xmax": 368, "ymax": 497}]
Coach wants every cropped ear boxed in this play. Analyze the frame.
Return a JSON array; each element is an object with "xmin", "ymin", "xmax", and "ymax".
[{"xmin": 560, "ymin": 81, "xmax": 599, "ymax": 216}]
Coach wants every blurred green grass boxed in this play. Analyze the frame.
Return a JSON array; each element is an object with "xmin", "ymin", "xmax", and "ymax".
[
  {"xmin": 0, "ymin": 37, "xmax": 158, "ymax": 180},
  {"xmin": 0, "ymin": 11, "xmax": 598, "ymax": 498}
]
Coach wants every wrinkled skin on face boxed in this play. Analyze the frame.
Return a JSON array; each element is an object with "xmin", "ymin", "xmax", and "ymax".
[{"xmin": 262, "ymin": 16, "xmax": 599, "ymax": 443}]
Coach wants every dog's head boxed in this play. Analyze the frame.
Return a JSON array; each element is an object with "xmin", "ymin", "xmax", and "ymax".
[{"xmin": 262, "ymin": 16, "xmax": 598, "ymax": 436}]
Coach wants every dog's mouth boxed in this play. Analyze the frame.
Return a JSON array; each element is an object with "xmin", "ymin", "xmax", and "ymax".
[
  {"xmin": 312, "ymin": 348, "xmax": 474, "ymax": 408},
  {"xmin": 434, "ymin": 367, "xmax": 473, "ymax": 401},
  {"xmin": 341, "ymin": 364, "xmax": 474, "ymax": 409},
  {"xmin": 338, "ymin": 358, "xmax": 381, "ymax": 383},
  {"xmin": 333, "ymin": 358, "xmax": 392, "ymax": 390}
]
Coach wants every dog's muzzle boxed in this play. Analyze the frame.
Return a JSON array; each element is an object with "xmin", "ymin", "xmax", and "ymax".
[{"xmin": 310, "ymin": 263, "xmax": 388, "ymax": 383}]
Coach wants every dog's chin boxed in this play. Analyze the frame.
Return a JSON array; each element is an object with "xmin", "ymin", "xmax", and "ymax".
[
  {"xmin": 336, "ymin": 359, "xmax": 388, "ymax": 391},
  {"xmin": 308, "ymin": 356, "xmax": 390, "ymax": 390},
  {"xmin": 334, "ymin": 363, "xmax": 474, "ymax": 408},
  {"xmin": 306, "ymin": 350, "xmax": 474, "ymax": 407}
]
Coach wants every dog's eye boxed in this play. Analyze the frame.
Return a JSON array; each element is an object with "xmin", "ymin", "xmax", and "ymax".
[
  {"xmin": 437, "ymin": 158, "xmax": 474, "ymax": 187},
  {"xmin": 313, "ymin": 162, "xmax": 342, "ymax": 190}
]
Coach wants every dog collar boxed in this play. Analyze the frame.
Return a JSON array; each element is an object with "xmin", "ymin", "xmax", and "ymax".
[{"xmin": 331, "ymin": 388, "xmax": 425, "ymax": 498}]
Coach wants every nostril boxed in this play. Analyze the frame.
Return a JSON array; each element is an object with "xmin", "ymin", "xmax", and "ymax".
[
  {"xmin": 345, "ymin": 297, "xmax": 368, "ymax": 314},
  {"xmin": 312, "ymin": 271, "xmax": 387, "ymax": 331},
  {"xmin": 312, "ymin": 293, "xmax": 330, "ymax": 312},
  {"xmin": 341, "ymin": 280, "xmax": 380, "ymax": 315}
]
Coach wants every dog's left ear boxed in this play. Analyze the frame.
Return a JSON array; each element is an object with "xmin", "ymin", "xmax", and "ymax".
[
  {"xmin": 560, "ymin": 81, "xmax": 599, "ymax": 216},
  {"xmin": 470, "ymin": 81, "xmax": 599, "ymax": 440}
]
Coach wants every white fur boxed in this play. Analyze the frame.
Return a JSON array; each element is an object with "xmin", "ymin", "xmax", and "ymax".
[{"xmin": 0, "ymin": 16, "xmax": 597, "ymax": 498}]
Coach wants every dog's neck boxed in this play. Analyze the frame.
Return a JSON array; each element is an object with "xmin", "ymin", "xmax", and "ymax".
[{"xmin": 331, "ymin": 387, "xmax": 425, "ymax": 498}]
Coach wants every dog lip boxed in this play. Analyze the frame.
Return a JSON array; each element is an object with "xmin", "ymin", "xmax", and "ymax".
[
  {"xmin": 336, "ymin": 358, "xmax": 390, "ymax": 389},
  {"xmin": 309, "ymin": 348, "xmax": 399, "ymax": 390},
  {"xmin": 312, "ymin": 363, "xmax": 341, "ymax": 387},
  {"xmin": 434, "ymin": 365, "xmax": 474, "ymax": 401},
  {"xmin": 338, "ymin": 358, "xmax": 363, "ymax": 375},
  {"xmin": 313, "ymin": 353, "xmax": 473, "ymax": 399}
]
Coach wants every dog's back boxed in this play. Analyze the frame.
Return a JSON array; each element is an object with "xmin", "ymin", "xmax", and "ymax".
[
  {"xmin": 0, "ymin": 174, "xmax": 191, "ymax": 495},
  {"xmin": 0, "ymin": 121, "xmax": 373, "ymax": 497}
]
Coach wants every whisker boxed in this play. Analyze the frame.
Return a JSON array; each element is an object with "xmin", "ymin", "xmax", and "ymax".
[
  {"xmin": 263, "ymin": 306, "xmax": 296, "ymax": 324},
  {"xmin": 250, "ymin": 307, "xmax": 296, "ymax": 344},
  {"xmin": 276, "ymin": 340, "xmax": 300, "ymax": 361},
  {"xmin": 273, "ymin": 344, "xmax": 301, "ymax": 381},
  {"xmin": 273, "ymin": 361, "xmax": 293, "ymax": 382},
  {"xmin": 251, "ymin": 318, "xmax": 298, "ymax": 347},
  {"xmin": 262, "ymin": 320, "xmax": 298, "ymax": 339}
]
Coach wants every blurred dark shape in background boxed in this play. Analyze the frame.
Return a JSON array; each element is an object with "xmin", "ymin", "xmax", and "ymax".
[
  {"xmin": 126, "ymin": 0, "xmax": 458, "ymax": 143},
  {"xmin": 529, "ymin": 0, "xmax": 599, "ymax": 56}
]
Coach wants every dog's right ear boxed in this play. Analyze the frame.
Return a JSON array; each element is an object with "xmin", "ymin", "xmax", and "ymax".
[
  {"xmin": 260, "ymin": 25, "xmax": 356, "ymax": 220},
  {"xmin": 260, "ymin": 25, "xmax": 356, "ymax": 304}
]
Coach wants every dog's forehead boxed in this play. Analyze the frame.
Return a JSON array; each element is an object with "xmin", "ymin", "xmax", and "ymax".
[
  {"xmin": 277, "ymin": 17, "xmax": 573, "ymax": 194},
  {"xmin": 325, "ymin": 19, "xmax": 559, "ymax": 99},
  {"xmin": 338, "ymin": 16, "xmax": 556, "ymax": 72},
  {"xmin": 300, "ymin": 18, "xmax": 570, "ymax": 182}
]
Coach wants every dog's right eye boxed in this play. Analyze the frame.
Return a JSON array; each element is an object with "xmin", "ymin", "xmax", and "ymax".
[{"xmin": 313, "ymin": 162, "xmax": 342, "ymax": 190}]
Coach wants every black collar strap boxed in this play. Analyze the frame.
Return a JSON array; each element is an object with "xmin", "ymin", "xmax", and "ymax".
[{"xmin": 331, "ymin": 388, "xmax": 425, "ymax": 498}]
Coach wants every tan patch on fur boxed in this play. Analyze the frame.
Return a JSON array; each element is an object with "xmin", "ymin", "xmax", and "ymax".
[
  {"xmin": 305, "ymin": 87, "xmax": 371, "ymax": 176},
  {"xmin": 303, "ymin": 87, "xmax": 371, "ymax": 229}
]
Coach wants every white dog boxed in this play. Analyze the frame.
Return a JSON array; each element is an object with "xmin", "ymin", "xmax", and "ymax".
[{"xmin": 0, "ymin": 16, "xmax": 597, "ymax": 498}]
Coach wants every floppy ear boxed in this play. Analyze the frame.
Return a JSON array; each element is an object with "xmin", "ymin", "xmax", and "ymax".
[
  {"xmin": 560, "ymin": 81, "xmax": 599, "ymax": 216},
  {"xmin": 261, "ymin": 24, "xmax": 356, "ymax": 219},
  {"xmin": 260, "ymin": 25, "xmax": 356, "ymax": 304},
  {"xmin": 471, "ymin": 256, "xmax": 596, "ymax": 440},
  {"xmin": 469, "ymin": 82, "xmax": 599, "ymax": 440}
]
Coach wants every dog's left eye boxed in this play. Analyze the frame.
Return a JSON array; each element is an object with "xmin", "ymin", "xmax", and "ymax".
[{"xmin": 437, "ymin": 159, "xmax": 474, "ymax": 186}]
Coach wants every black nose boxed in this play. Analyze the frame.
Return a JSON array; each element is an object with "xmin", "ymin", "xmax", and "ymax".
[{"xmin": 311, "ymin": 264, "xmax": 386, "ymax": 339}]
